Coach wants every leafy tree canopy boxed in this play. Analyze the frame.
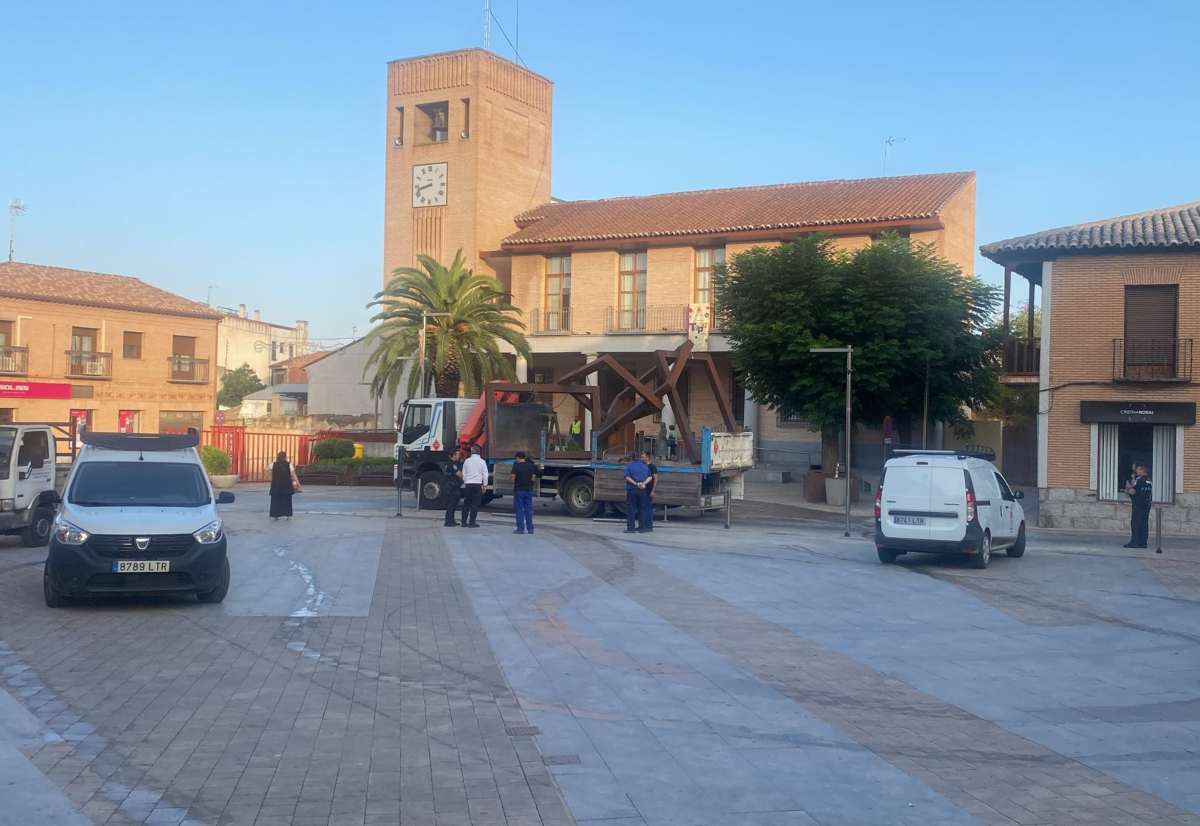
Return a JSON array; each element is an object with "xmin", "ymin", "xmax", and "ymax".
[
  {"xmin": 716, "ymin": 234, "xmax": 1001, "ymax": 436},
  {"xmin": 365, "ymin": 251, "xmax": 531, "ymax": 399},
  {"xmin": 217, "ymin": 363, "xmax": 265, "ymax": 408}
]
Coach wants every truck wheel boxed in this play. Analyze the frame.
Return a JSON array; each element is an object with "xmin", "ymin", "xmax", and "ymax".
[
  {"xmin": 480, "ymin": 492, "xmax": 497, "ymax": 507},
  {"xmin": 561, "ymin": 475, "xmax": 600, "ymax": 518},
  {"xmin": 21, "ymin": 507, "xmax": 54, "ymax": 547},
  {"xmin": 197, "ymin": 557, "xmax": 230, "ymax": 604},
  {"xmin": 43, "ymin": 566, "xmax": 67, "ymax": 608},
  {"xmin": 418, "ymin": 470, "xmax": 449, "ymax": 510}
]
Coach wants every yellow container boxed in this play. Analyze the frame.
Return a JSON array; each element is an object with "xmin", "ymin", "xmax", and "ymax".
[{"xmin": 353, "ymin": 442, "xmax": 364, "ymax": 459}]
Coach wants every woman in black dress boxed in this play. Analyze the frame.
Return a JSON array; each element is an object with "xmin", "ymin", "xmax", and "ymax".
[{"xmin": 269, "ymin": 451, "xmax": 300, "ymax": 520}]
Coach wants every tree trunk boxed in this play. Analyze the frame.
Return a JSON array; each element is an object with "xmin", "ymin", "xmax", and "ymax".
[
  {"xmin": 821, "ymin": 429, "xmax": 840, "ymax": 474},
  {"xmin": 435, "ymin": 367, "xmax": 461, "ymax": 398}
]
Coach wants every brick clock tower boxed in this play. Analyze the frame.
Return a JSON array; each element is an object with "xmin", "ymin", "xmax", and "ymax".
[{"xmin": 383, "ymin": 49, "xmax": 553, "ymax": 288}]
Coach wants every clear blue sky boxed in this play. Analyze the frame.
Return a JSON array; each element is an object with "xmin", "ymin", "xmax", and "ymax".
[{"xmin": 4, "ymin": 0, "xmax": 1198, "ymax": 342}]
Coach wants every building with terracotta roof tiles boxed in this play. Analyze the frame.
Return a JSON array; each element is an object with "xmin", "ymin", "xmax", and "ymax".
[
  {"xmin": 982, "ymin": 201, "xmax": 1200, "ymax": 535},
  {"xmin": 384, "ymin": 49, "xmax": 976, "ymax": 459},
  {"xmin": 0, "ymin": 261, "xmax": 220, "ymax": 434}
]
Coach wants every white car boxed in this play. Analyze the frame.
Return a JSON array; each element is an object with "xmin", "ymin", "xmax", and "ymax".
[
  {"xmin": 874, "ymin": 451, "xmax": 1026, "ymax": 568},
  {"xmin": 43, "ymin": 429, "xmax": 234, "ymax": 607}
]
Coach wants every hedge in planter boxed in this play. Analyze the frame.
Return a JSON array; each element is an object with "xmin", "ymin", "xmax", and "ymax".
[
  {"xmin": 200, "ymin": 445, "xmax": 232, "ymax": 475},
  {"xmin": 311, "ymin": 439, "xmax": 355, "ymax": 462}
]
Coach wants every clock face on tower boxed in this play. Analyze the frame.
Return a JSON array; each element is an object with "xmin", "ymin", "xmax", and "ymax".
[{"xmin": 412, "ymin": 163, "xmax": 448, "ymax": 207}]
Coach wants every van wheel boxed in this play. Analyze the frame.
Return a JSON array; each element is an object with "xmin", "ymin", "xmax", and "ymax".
[
  {"xmin": 877, "ymin": 548, "xmax": 899, "ymax": 564},
  {"xmin": 1007, "ymin": 523, "xmax": 1026, "ymax": 558},
  {"xmin": 43, "ymin": 566, "xmax": 67, "ymax": 608},
  {"xmin": 21, "ymin": 507, "xmax": 54, "ymax": 547},
  {"xmin": 561, "ymin": 475, "xmax": 600, "ymax": 518},
  {"xmin": 197, "ymin": 558, "xmax": 230, "ymax": 604},
  {"xmin": 971, "ymin": 532, "xmax": 992, "ymax": 569},
  {"xmin": 418, "ymin": 470, "xmax": 449, "ymax": 510}
]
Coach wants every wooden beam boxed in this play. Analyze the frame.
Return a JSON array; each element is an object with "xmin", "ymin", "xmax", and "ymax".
[
  {"xmin": 594, "ymin": 400, "xmax": 653, "ymax": 442},
  {"xmin": 601, "ymin": 364, "xmax": 661, "ymax": 425},
  {"xmin": 1002, "ymin": 267, "xmax": 1011, "ymax": 336},
  {"xmin": 695, "ymin": 353, "xmax": 737, "ymax": 432},
  {"xmin": 655, "ymin": 349, "xmax": 698, "ymax": 463},
  {"xmin": 1026, "ymin": 278, "xmax": 1036, "ymax": 341},
  {"xmin": 568, "ymin": 393, "xmax": 593, "ymax": 412},
  {"xmin": 601, "ymin": 355, "xmax": 663, "ymax": 411}
]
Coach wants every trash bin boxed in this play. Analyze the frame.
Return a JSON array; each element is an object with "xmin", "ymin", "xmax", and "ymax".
[{"xmin": 353, "ymin": 442, "xmax": 364, "ymax": 459}]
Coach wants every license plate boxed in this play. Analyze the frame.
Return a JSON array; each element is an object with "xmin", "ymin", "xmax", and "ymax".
[
  {"xmin": 893, "ymin": 516, "xmax": 926, "ymax": 526},
  {"xmin": 112, "ymin": 560, "xmax": 171, "ymax": 573}
]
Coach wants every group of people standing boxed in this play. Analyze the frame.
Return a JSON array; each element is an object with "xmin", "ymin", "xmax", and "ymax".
[{"xmin": 441, "ymin": 445, "xmax": 490, "ymax": 528}]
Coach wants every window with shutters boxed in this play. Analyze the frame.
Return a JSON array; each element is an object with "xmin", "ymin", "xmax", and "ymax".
[
  {"xmin": 1122, "ymin": 285, "xmax": 1178, "ymax": 379},
  {"xmin": 1096, "ymin": 422, "xmax": 1175, "ymax": 503}
]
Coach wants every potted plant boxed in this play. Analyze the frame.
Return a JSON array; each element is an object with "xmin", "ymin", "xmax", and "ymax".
[{"xmin": 201, "ymin": 445, "xmax": 238, "ymax": 489}]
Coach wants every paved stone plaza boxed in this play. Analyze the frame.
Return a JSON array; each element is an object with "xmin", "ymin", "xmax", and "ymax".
[{"xmin": 1, "ymin": 487, "xmax": 1198, "ymax": 825}]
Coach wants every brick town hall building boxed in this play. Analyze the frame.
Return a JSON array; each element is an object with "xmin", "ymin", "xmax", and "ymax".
[{"xmin": 384, "ymin": 48, "xmax": 976, "ymax": 460}]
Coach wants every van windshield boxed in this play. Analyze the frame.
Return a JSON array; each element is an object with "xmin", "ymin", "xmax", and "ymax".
[
  {"xmin": 0, "ymin": 429, "xmax": 14, "ymax": 481},
  {"xmin": 69, "ymin": 461, "xmax": 210, "ymax": 508}
]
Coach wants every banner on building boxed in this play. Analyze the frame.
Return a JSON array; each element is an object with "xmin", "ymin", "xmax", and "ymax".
[{"xmin": 0, "ymin": 381, "xmax": 73, "ymax": 399}]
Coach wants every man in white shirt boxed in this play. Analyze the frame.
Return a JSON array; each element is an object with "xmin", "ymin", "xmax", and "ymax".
[{"xmin": 460, "ymin": 446, "xmax": 488, "ymax": 528}]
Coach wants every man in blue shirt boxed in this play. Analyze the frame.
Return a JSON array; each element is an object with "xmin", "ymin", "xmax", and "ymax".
[{"xmin": 623, "ymin": 455, "xmax": 652, "ymax": 533}]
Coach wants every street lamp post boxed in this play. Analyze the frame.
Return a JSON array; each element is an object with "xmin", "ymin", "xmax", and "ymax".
[
  {"xmin": 811, "ymin": 346, "xmax": 853, "ymax": 537},
  {"xmin": 419, "ymin": 311, "xmax": 453, "ymax": 397}
]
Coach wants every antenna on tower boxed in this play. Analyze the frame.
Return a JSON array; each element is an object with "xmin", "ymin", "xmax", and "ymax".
[
  {"xmin": 881, "ymin": 136, "xmax": 905, "ymax": 175},
  {"xmin": 483, "ymin": 0, "xmax": 491, "ymax": 49},
  {"xmin": 8, "ymin": 199, "xmax": 27, "ymax": 263}
]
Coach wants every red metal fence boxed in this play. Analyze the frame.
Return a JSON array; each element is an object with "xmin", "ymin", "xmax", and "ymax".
[{"xmin": 203, "ymin": 427, "xmax": 316, "ymax": 482}]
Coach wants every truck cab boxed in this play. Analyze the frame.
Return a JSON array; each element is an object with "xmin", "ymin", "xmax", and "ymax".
[{"xmin": 0, "ymin": 423, "xmax": 72, "ymax": 546}]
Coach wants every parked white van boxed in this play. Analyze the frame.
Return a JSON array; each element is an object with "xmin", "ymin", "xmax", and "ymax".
[{"xmin": 874, "ymin": 451, "xmax": 1026, "ymax": 568}]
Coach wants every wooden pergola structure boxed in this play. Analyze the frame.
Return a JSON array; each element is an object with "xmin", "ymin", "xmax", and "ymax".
[{"xmin": 488, "ymin": 341, "xmax": 738, "ymax": 464}]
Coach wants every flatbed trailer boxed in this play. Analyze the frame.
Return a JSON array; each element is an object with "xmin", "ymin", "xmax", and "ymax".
[{"xmin": 395, "ymin": 342, "xmax": 753, "ymax": 518}]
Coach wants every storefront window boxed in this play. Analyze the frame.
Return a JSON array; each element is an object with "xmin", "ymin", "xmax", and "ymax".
[{"xmin": 1097, "ymin": 423, "xmax": 1175, "ymax": 503}]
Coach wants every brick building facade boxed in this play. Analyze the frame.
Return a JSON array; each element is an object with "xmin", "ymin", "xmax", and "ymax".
[
  {"xmin": 982, "ymin": 202, "xmax": 1200, "ymax": 535},
  {"xmin": 0, "ymin": 262, "xmax": 219, "ymax": 434},
  {"xmin": 385, "ymin": 49, "xmax": 977, "ymax": 459}
]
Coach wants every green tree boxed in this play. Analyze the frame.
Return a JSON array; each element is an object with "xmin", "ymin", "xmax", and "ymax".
[
  {"xmin": 365, "ymin": 251, "xmax": 531, "ymax": 399},
  {"xmin": 1006, "ymin": 302, "xmax": 1041, "ymax": 338},
  {"xmin": 716, "ymin": 234, "xmax": 1002, "ymax": 455},
  {"xmin": 217, "ymin": 363, "xmax": 265, "ymax": 408}
]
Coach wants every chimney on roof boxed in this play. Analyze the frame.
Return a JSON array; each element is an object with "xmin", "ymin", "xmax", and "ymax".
[
  {"xmin": 238, "ymin": 304, "xmax": 246, "ymax": 318},
  {"xmin": 253, "ymin": 309, "xmax": 261, "ymax": 321}
]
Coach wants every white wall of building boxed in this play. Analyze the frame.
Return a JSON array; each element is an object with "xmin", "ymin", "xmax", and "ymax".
[
  {"xmin": 306, "ymin": 338, "xmax": 406, "ymax": 428},
  {"xmin": 217, "ymin": 305, "xmax": 309, "ymax": 382}
]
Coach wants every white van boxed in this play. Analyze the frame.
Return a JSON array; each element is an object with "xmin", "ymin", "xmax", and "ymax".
[
  {"xmin": 44, "ymin": 429, "xmax": 234, "ymax": 607},
  {"xmin": 874, "ymin": 451, "xmax": 1026, "ymax": 568}
]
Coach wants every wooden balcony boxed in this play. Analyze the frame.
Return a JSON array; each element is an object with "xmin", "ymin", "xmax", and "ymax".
[{"xmin": 1002, "ymin": 337, "xmax": 1040, "ymax": 382}]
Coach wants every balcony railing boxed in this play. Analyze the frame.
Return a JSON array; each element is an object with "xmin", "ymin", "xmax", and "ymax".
[
  {"xmin": 65, "ymin": 350, "xmax": 113, "ymax": 379},
  {"xmin": 0, "ymin": 345, "xmax": 29, "ymax": 376},
  {"xmin": 1114, "ymin": 338, "xmax": 1193, "ymax": 382},
  {"xmin": 1002, "ymin": 337, "xmax": 1041, "ymax": 375},
  {"xmin": 528, "ymin": 306, "xmax": 572, "ymax": 335},
  {"xmin": 168, "ymin": 355, "xmax": 210, "ymax": 384},
  {"xmin": 605, "ymin": 305, "xmax": 689, "ymax": 334}
]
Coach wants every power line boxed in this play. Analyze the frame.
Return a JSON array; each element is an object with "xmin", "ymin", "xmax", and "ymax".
[{"xmin": 489, "ymin": 7, "xmax": 525, "ymax": 66}]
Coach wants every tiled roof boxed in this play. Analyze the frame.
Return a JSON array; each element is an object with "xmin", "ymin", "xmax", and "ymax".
[
  {"xmin": 981, "ymin": 201, "xmax": 1200, "ymax": 262},
  {"xmin": 270, "ymin": 351, "xmax": 329, "ymax": 371},
  {"xmin": 503, "ymin": 172, "xmax": 974, "ymax": 247},
  {"xmin": 0, "ymin": 261, "xmax": 221, "ymax": 319}
]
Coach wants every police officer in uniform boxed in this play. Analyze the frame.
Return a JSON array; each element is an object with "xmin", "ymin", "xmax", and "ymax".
[
  {"xmin": 1124, "ymin": 461, "xmax": 1152, "ymax": 548},
  {"xmin": 443, "ymin": 448, "xmax": 465, "ymax": 527}
]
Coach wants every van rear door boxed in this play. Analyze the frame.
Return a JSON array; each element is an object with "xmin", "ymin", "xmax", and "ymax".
[
  {"xmin": 881, "ymin": 464, "xmax": 931, "ymax": 540},
  {"xmin": 928, "ymin": 466, "xmax": 968, "ymax": 544}
]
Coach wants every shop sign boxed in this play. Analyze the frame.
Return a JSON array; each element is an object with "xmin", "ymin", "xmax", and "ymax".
[
  {"xmin": 0, "ymin": 381, "xmax": 73, "ymax": 399},
  {"xmin": 1080, "ymin": 400, "xmax": 1196, "ymax": 425}
]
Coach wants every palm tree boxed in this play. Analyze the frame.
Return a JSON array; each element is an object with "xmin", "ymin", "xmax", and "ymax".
[{"xmin": 365, "ymin": 251, "xmax": 531, "ymax": 400}]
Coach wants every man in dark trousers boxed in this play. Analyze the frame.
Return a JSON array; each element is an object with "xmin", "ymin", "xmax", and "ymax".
[
  {"xmin": 1124, "ymin": 461, "xmax": 1153, "ymax": 548},
  {"xmin": 443, "ymin": 448, "xmax": 464, "ymax": 527},
  {"xmin": 623, "ymin": 454, "xmax": 651, "ymax": 533},
  {"xmin": 512, "ymin": 451, "xmax": 539, "ymax": 534},
  {"xmin": 460, "ymin": 445, "xmax": 488, "ymax": 528}
]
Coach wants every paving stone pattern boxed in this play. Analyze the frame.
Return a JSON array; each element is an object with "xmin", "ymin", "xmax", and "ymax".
[{"xmin": 0, "ymin": 517, "xmax": 575, "ymax": 826}]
